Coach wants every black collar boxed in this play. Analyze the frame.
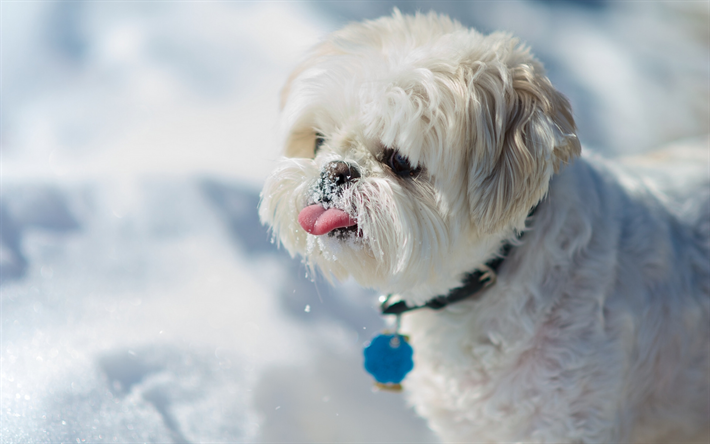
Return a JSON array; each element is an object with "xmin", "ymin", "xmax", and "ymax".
[
  {"xmin": 380, "ymin": 205, "xmax": 537, "ymax": 316},
  {"xmin": 379, "ymin": 242, "xmax": 512, "ymax": 315}
]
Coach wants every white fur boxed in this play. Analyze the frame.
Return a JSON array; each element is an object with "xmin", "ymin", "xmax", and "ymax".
[{"xmin": 260, "ymin": 10, "xmax": 710, "ymax": 443}]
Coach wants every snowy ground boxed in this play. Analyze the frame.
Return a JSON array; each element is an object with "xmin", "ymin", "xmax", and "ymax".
[{"xmin": 1, "ymin": 1, "xmax": 708, "ymax": 442}]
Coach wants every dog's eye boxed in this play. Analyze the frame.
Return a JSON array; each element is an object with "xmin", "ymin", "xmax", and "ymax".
[
  {"xmin": 314, "ymin": 133, "xmax": 325, "ymax": 157},
  {"xmin": 384, "ymin": 148, "xmax": 421, "ymax": 178}
]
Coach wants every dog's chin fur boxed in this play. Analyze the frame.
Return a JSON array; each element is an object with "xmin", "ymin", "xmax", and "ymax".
[{"xmin": 259, "ymin": 10, "xmax": 710, "ymax": 443}]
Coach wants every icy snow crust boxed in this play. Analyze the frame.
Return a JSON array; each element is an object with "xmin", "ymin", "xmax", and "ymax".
[{"xmin": 2, "ymin": 1, "xmax": 708, "ymax": 442}]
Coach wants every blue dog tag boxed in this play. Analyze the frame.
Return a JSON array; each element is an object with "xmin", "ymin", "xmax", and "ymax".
[{"xmin": 363, "ymin": 333, "xmax": 414, "ymax": 389}]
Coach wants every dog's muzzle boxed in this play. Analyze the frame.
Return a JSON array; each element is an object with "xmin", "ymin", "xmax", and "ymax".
[
  {"xmin": 314, "ymin": 160, "xmax": 360, "ymax": 204},
  {"xmin": 300, "ymin": 160, "xmax": 360, "ymax": 236}
]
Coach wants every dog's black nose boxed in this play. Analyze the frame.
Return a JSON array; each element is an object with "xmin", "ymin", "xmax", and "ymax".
[{"xmin": 324, "ymin": 161, "xmax": 360, "ymax": 186}]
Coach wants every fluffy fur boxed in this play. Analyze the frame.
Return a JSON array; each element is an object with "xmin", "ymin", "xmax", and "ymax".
[{"xmin": 259, "ymin": 10, "xmax": 710, "ymax": 443}]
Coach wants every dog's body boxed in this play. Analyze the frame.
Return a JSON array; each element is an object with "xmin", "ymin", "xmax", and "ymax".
[
  {"xmin": 260, "ymin": 11, "xmax": 710, "ymax": 442},
  {"xmin": 404, "ymin": 149, "xmax": 710, "ymax": 442}
]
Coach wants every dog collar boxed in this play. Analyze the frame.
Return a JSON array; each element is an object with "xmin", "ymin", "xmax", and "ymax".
[
  {"xmin": 363, "ymin": 242, "xmax": 515, "ymax": 392},
  {"xmin": 379, "ymin": 241, "xmax": 512, "ymax": 316},
  {"xmin": 379, "ymin": 199, "xmax": 540, "ymax": 316},
  {"xmin": 363, "ymin": 206, "xmax": 537, "ymax": 391}
]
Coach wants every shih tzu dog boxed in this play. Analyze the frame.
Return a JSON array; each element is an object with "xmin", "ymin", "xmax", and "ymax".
[{"xmin": 259, "ymin": 10, "xmax": 710, "ymax": 443}]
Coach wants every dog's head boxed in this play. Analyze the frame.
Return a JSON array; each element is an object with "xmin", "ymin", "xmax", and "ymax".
[{"xmin": 259, "ymin": 11, "xmax": 579, "ymax": 303}]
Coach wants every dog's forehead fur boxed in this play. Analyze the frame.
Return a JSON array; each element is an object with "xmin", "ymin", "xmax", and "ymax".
[{"xmin": 282, "ymin": 11, "xmax": 536, "ymax": 165}]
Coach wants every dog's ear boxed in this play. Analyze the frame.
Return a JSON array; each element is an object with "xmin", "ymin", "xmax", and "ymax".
[
  {"xmin": 466, "ymin": 41, "xmax": 580, "ymax": 233},
  {"xmin": 279, "ymin": 41, "xmax": 344, "ymax": 159}
]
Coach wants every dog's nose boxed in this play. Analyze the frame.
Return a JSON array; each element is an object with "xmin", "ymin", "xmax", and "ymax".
[{"xmin": 324, "ymin": 161, "xmax": 360, "ymax": 186}]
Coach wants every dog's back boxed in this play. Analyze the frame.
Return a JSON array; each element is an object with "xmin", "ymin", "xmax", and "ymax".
[
  {"xmin": 409, "ymin": 146, "xmax": 710, "ymax": 443},
  {"xmin": 617, "ymin": 136, "xmax": 710, "ymax": 290},
  {"xmin": 591, "ymin": 140, "xmax": 710, "ymax": 442}
]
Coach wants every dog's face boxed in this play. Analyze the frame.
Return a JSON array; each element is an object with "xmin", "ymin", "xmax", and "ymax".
[{"xmin": 259, "ymin": 11, "xmax": 580, "ymax": 304}]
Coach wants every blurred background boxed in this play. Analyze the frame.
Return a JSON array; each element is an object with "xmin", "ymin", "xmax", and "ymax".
[{"xmin": 1, "ymin": 1, "xmax": 708, "ymax": 442}]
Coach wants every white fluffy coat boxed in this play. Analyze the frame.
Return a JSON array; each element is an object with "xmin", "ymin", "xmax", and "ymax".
[{"xmin": 260, "ymin": 11, "xmax": 710, "ymax": 442}]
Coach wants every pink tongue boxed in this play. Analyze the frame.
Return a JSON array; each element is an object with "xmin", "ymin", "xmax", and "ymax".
[{"xmin": 298, "ymin": 205, "xmax": 357, "ymax": 236}]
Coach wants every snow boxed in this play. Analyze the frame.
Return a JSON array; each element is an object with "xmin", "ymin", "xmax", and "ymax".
[{"xmin": 1, "ymin": 1, "xmax": 707, "ymax": 442}]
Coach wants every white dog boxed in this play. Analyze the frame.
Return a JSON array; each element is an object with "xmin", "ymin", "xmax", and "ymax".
[{"xmin": 259, "ymin": 10, "xmax": 710, "ymax": 443}]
